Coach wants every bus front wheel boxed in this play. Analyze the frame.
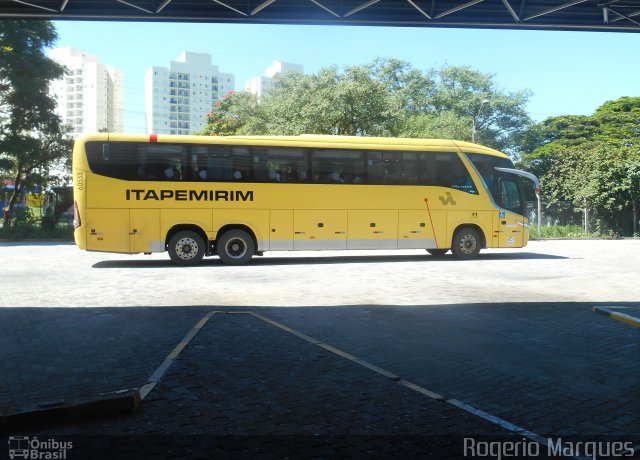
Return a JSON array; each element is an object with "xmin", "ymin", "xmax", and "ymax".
[
  {"xmin": 168, "ymin": 230, "xmax": 206, "ymax": 266},
  {"xmin": 217, "ymin": 229, "xmax": 255, "ymax": 265},
  {"xmin": 451, "ymin": 228, "xmax": 482, "ymax": 260}
]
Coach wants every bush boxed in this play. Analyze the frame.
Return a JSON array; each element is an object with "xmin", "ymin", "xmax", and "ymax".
[
  {"xmin": 41, "ymin": 213, "xmax": 57, "ymax": 231},
  {"xmin": 8, "ymin": 207, "xmax": 37, "ymax": 238},
  {"xmin": 0, "ymin": 210, "xmax": 73, "ymax": 240}
]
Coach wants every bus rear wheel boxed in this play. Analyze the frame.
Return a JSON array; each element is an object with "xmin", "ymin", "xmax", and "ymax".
[
  {"xmin": 451, "ymin": 228, "xmax": 482, "ymax": 260},
  {"xmin": 217, "ymin": 229, "xmax": 255, "ymax": 265},
  {"xmin": 168, "ymin": 230, "xmax": 206, "ymax": 266}
]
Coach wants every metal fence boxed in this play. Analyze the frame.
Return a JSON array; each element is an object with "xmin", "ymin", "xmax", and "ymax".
[{"xmin": 526, "ymin": 201, "xmax": 582, "ymax": 227}]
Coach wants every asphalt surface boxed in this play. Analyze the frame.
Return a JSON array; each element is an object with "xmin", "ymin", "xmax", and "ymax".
[{"xmin": 1, "ymin": 240, "xmax": 639, "ymax": 459}]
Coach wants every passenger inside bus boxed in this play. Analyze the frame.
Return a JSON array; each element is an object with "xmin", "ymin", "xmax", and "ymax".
[{"xmin": 164, "ymin": 165, "xmax": 181, "ymax": 180}]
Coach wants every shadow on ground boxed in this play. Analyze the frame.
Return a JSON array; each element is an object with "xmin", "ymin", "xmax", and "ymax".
[
  {"xmin": 1, "ymin": 302, "xmax": 637, "ymax": 458},
  {"xmin": 92, "ymin": 251, "xmax": 569, "ymax": 269}
]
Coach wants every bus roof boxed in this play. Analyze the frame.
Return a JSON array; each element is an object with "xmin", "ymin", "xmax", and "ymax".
[{"xmin": 76, "ymin": 133, "xmax": 509, "ymax": 159}]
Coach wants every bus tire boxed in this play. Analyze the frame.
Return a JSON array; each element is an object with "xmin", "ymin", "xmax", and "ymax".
[
  {"xmin": 168, "ymin": 230, "xmax": 206, "ymax": 266},
  {"xmin": 217, "ymin": 229, "xmax": 254, "ymax": 265},
  {"xmin": 451, "ymin": 227, "xmax": 482, "ymax": 260},
  {"xmin": 427, "ymin": 249, "xmax": 448, "ymax": 257}
]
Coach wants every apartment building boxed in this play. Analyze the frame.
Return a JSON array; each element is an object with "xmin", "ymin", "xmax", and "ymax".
[
  {"xmin": 49, "ymin": 48, "xmax": 124, "ymax": 138},
  {"xmin": 245, "ymin": 60, "xmax": 304, "ymax": 98},
  {"xmin": 145, "ymin": 52, "xmax": 235, "ymax": 135}
]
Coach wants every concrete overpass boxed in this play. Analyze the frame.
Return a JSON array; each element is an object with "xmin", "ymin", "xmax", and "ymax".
[{"xmin": 0, "ymin": 0, "xmax": 639, "ymax": 32}]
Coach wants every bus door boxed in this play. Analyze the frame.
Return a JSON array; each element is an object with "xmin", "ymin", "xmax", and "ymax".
[{"xmin": 495, "ymin": 176, "xmax": 525, "ymax": 248}]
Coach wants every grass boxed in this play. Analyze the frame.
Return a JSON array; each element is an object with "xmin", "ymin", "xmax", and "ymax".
[{"xmin": 529, "ymin": 224, "xmax": 616, "ymax": 239}]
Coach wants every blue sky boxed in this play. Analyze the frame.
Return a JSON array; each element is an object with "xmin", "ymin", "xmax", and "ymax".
[{"xmin": 52, "ymin": 21, "xmax": 640, "ymax": 133}]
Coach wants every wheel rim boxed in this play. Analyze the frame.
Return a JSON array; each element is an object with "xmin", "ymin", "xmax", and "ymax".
[
  {"xmin": 175, "ymin": 237, "xmax": 199, "ymax": 260},
  {"xmin": 458, "ymin": 234, "xmax": 477, "ymax": 255},
  {"xmin": 226, "ymin": 238, "xmax": 247, "ymax": 259}
]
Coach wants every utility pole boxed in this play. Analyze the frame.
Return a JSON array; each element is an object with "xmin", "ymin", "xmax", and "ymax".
[
  {"xmin": 472, "ymin": 99, "xmax": 489, "ymax": 143},
  {"xmin": 584, "ymin": 198, "xmax": 589, "ymax": 234}
]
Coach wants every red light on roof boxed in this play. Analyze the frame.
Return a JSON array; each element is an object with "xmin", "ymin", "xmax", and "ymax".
[{"xmin": 150, "ymin": 134, "xmax": 158, "ymax": 143}]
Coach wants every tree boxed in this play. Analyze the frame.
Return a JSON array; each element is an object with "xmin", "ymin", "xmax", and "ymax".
[
  {"xmin": 200, "ymin": 91, "xmax": 264, "ymax": 136},
  {"xmin": 201, "ymin": 58, "xmax": 533, "ymax": 154},
  {"xmin": 0, "ymin": 20, "xmax": 71, "ymax": 227},
  {"xmin": 263, "ymin": 64, "xmax": 391, "ymax": 136},
  {"xmin": 398, "ymin": 111, "xmax": 471, "ymax": 140},
  {"xmin": 519, "ymin": 97, "xmax": 640, "ymax": 235},
  {"xmin": 428, "ymin": 65, "xmax": 533, "ymax": 154}
]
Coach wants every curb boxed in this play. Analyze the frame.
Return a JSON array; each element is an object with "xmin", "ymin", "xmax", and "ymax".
[
  {"xmin": 593, "ymin": 306, "xmax": 640, "ymax": 329},
  {"xmin": 139, "ymin": 310, "xmax": 219, "ymax": 400},
  {"xmin": 0, "ymin": 389, "xmax": 141, "ymax": 433}
]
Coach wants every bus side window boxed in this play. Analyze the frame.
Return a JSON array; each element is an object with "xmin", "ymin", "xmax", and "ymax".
[
  {"xmin": 232, "ymin": 147, "xmax": 252, "ymax": 182},
  {"xmin": 209, "ymin": 154, "xmax": 233, "ymax": 181},
  {"xmin": 499, "ymin": 178, "xmax": 523, "ymax": 214},
  {"xmin": 312, "ymin": 149, "xmax": 364, "ymax": 184},
  {"xmin": 86, "ymin": 141, "xmax": 138, "ymax": 180},
  {"xmin": 143, "ymin": 163, "xmax": 165, "ymax": 180},
  {"xmin": 425, "ymin": 152, "xmax": 477, "ymax": 194},
  {"xmin": 137, "ymin": 144, "xmax": 187, "ymax": 182},
  {"xmin": 253, "ymin": 147, "xmax": 307, "ymax": 183},
  {"xmin": 164, "ymin": 164, "xmax": 181, "ymax": 180},
  {"xmin": 190, "ymin": 149, "xmax": 208, "ymax": 180}
]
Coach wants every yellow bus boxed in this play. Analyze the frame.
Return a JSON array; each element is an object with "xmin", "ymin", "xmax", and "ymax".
[{"xmin": 72, "ymin": 133, "xmax": 539, "ymax": 265}]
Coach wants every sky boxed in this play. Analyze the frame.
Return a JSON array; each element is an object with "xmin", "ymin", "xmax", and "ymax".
[{"xmin": 52, "ymin": 20, "xmax": 640, "ymax": 133}]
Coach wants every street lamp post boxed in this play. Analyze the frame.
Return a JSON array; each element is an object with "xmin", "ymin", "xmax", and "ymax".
[{"xmin": 472, "ymin": 99, "xmax": 489, "ymax": 143}]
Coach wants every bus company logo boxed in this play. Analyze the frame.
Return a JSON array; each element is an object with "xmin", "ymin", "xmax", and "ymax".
[
  {"xmin": 439, "ymin": 192, "xmax": 457, "ymax": 206},
  {"xmin": 125, "ymin": 189, "xmax": 254, "ymax": 202},
  {"xmin": 8, "ymin": 436, "xmax": 73, "ymax": 459}
]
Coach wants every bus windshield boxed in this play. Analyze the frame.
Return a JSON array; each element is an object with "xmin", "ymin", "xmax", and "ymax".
[{"xmin": 465, "ymin": 153, "xmax": 524, "ymax": 215}]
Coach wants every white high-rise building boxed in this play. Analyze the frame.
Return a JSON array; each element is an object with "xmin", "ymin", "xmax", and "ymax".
[
  {"xmin": 245, "ymin": 60, "xmax": 303, "ymax": 98},
  {"xmin": 49, "ymin": 48, "xmax": 124, "ymax": 138},
  {"xmin": 145, "ymin": 52, "xmax": 235, "ymax": 135}
]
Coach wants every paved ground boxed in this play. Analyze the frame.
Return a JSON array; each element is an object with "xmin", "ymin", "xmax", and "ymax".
[
  {"xmin": 1, "ymin": 239, "xmax": 639, "ymax": 307},
  {"xmin": 0, "ymin": 240, "xmax": 639, "ymax": 458},
  {"xmin": 14, "ymin": 313, "xmax": 526, "ymax": 459}
]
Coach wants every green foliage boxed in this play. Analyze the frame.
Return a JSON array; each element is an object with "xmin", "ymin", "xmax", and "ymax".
[
  {"xmin": 398, "ymin": 111, "xmax": 471, "ymax": 140},
  {"xmin": 520, "ymin": 97, "xmax": 640, "ymax": 236},
  {"xmin": 529, "ymin": 225, "xmax": 613, "ymax": 239},
  {"xmin": 430, "ymin": 65, "xmax": 532, "ymax": 153},
  {"xmin": 9, "ymin": 207, "xmax": 36, "ymax": 237},
  {"xmin": 40, "ymin": 213, "xmax": 57, "ymax": 231},
  {"xmin": 201, "ymin": 58, "xmax": 532, "ymax": 153},
  {"xmin": 0, "ymin": 217, "xmax": 74, "ymax": 240},
  {"xmin": 0, "ymin": 20, "xmax": 73, "ymax": 227},
  {"xmin": 200, "ymin": 91, "xmax": 263, "ymax": 136}
]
